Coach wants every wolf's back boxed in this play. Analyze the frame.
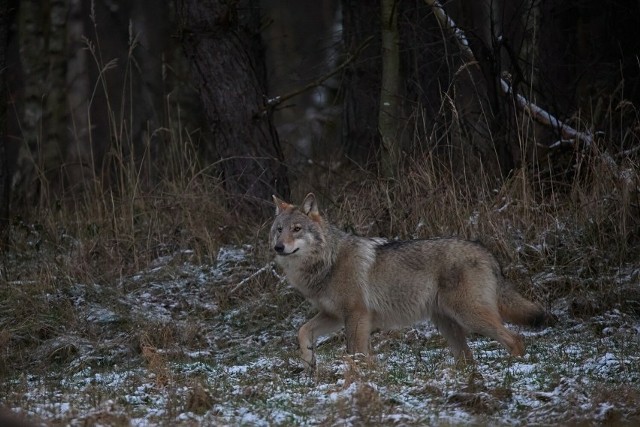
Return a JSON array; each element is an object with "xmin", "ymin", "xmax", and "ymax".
[{"xmin": 368, "ymin": 237, "xmax": 554, "ymax": 327}]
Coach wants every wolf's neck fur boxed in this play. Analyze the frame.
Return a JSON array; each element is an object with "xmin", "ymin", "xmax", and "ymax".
[{"xmin": 282, "ymin": 224, "xmax": 346, "ymax": 297}]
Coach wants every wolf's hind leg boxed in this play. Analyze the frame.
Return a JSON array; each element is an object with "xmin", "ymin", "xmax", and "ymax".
[
  {"xmin": 451, "ymin": 305, "xmax": 524, "ymax": 356},
  {"xmin": 298, "ymin": 312, "xmax": 342, "ymax": 368},
  {"xmin": 432, "ymin": 312, "xmax": 474, "ymax": 363},
  {"xmin": 438, "ymin": 288, "xmax": 525, "ymax": 357}
]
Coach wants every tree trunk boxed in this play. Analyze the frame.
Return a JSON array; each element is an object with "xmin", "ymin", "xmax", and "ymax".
[
  {"xmin": 378, "ymin": 0, "xmax": 400, "ymax": 177},
  {"xmin": 178, "ymin": 0, "xmax": 289, "ymax": 215},
  {"xmin": 14, "ymin": 0, "xmax": 46, "ymax": 205},
  {"xmin": 45, "ymin": 0, "xmax": 68, "ymax": 192},
  {"xmin": 0, "ymin": 0, "xmax": 10, "ymax": 244},
  {"xmin": 13, "ymin": 0, "xmax": 68, "ymax": 206},
  {"xmin": 341, "ymin": 0, "xmax": 381, "ymax": 167},
  {"xmin": 65, "ymin": 0, "xmax": 91, "ymax": 190}
]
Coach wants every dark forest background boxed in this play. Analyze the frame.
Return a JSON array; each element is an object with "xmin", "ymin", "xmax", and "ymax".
[{"xmin": 0, "ymin": 0, "xmax": 638, "ymax": 257}]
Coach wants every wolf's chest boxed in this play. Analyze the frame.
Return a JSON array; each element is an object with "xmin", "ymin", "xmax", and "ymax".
[
  {"xmin": 280, "ymin": 264, "xmax": 343, "ymax": 313},
  {"xmin": 306, "ymin": 294, "xmax": 341, "ymax": 317},
  {"xmin": 287, "ymin": 270, "xmax": 332, "ymax": 301}
]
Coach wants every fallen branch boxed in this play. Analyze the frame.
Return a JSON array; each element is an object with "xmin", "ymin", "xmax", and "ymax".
[
  {"xmin": 228, "ymin": 261, "xmax": 287, "ymax": 294},
  {"xmin": 499, "ymin": 80, "xmax": 594, "ymax": 147},
  {"xmin": 229, "ymin": 262, "xmax": 272, "ymax": 294},
  {"xmin": 424, "ymin": 0, "xmax": 594, "ymax": 147}
]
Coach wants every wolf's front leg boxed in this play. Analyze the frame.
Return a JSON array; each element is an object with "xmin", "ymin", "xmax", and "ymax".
[
  {"xmin": 298, "ymin": 312, "xmax": 342, "ymax": 368},
  {"xmin": 344, "ymin": 307, "xmax": 372, "ymax": 355}
]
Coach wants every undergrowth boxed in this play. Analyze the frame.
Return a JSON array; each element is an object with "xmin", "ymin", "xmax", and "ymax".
[
  {"xmin": 1, "ymin": 143, "xmax": 639, "ymax": 424},
  {"xmin": 1, "ymin": 137, "xmax": 638, "ymax": 380}
]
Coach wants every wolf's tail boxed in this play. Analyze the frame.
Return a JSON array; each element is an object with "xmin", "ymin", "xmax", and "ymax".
[{"xmin": 498, "ymin": 281, "xmax": 556, "ymax": 327}]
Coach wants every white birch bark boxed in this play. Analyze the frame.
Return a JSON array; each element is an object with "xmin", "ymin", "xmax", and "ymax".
[{"xmin": 424, "ymin": 0, "xmax": 593, "ymax": 147}]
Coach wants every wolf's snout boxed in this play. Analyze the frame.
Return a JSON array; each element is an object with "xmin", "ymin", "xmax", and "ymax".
[{"xmin": 274, "ymin": 243, "xmax": 285, "ymax": 253}]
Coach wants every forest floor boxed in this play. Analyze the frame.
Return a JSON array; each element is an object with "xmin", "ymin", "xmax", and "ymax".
[{"xmin": 2, "ymin": 243, "xmax": 639, "ymax": 426}]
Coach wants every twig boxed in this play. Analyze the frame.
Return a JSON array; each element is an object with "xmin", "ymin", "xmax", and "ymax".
[
  {"xmin": 617, "ymin": 144, "xmax": 640, "ymax": 158},
  {"xmin": 263, "ymin": 36, "xmax": 375, "ymax": 111},
  {"xmin": 229, "ymin": 262, "xmax": 273, "ymax": 294},
  {"xmin": 424, "ymin": 0, "xmax": 594, "ymax": 147}
]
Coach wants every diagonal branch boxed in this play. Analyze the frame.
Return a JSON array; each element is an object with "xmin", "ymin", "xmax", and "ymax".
[
  {"xmin": 262, "ymin": 35, "xmax": 375, "ymax": 112},
  {"xmin": 424, "ymin": 0, "xmax": 594, "ymax": 147}
]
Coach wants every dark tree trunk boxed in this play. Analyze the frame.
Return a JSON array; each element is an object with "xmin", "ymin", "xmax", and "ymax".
[
  {"xmin": 14, "ymin": 0, "xmax": 45, "ymax": 205},
  {"xmin": 12, "ymin": 0, "xmax": 69, "ymax": 205},
  {"xmin": 178, "ymin": 0, "xmax": 289, "ymax": 215},
  {"xmin": 341, "ymin": 0, "xmax": 381, "ymax": 167},
  {"xmin": 341, "ymin": 1, "xmax": 505, "ymax": 174},
  {"xmin": 538, "ymin": 0, "xmax": 640, "ymax": 109},
  {"xmin": 379, "ymin": 0, "xmax": 400, "ymax": 177},
  {"xmin": 0, "ymin": 0, "xmax": 11, "ymax": 244},
  {"xmin": 83, "ymin": 0, "xmax": 173, "ymax": 192},
  {"xmin": 45, "ymin": 0, "xmax": 68, "ymax": 192},
  {"xmin": 452, "ymin": 0, "xmax": 515, "ymax": 176}
]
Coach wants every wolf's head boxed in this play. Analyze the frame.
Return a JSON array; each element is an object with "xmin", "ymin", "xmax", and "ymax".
[{"xmin": 270, "ymin": 193, "xmax": 326, "ymax": 258}]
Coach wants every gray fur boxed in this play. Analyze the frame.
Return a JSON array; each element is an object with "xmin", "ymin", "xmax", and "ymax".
[{"xmin": 270, "ymin": 193, "xmax": 551, "ymax": 368}]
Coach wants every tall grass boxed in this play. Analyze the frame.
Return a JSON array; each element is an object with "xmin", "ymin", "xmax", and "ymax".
[{"xmin": 0, "ymin": 20, "xmax": 234, "ymax": 377}]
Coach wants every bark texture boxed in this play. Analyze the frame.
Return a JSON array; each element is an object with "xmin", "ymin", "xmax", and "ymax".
[
  {"xmin": 0, "ymin": 0, "xmax": 10, "ymax": 243},
  {"xmin": 341, "ymin": 0, "xmax": 382, "ymax": 167},
  {"xmin": 178, "ymin": 0, "xmax": 289, "ymax": 214},
  {"xmin": 378, "ymin": 0, "xmax": 400, "ymax": 177}
]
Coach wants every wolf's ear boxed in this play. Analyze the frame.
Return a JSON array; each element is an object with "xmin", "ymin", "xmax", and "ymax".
[
  {"xmin": 301, "ymin": 193, "xmax": 319, "ymax": 215},
  {"xmin": 272, "ymin": 195, "xmax": 291, "ymax": 215}
]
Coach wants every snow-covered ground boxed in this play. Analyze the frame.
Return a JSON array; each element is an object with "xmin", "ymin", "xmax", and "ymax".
[{"xmin": 2, "ymin": 245, "xmax": 640, "ymax": 425}]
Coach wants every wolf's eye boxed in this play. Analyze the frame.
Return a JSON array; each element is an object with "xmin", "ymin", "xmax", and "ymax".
[
  {"xmin": 292, "ymin": 225, "xmax": 302, "ymax": 232},
  {"xmin": 276, "ymin": 226, "xmax": 283, "ymax": 233}
]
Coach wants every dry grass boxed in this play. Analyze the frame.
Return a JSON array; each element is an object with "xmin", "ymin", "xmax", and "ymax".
[
  {"xmin": 1, "ymin": 107, "xmax": 639, "ymax": 381},
  {"xmin": 0, "ymin": 169, "xmax": 638, "ymax": 424}
]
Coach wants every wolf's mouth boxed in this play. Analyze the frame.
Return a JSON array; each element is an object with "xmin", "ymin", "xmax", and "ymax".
[{"xmin": 277, "ymin": 248, "xmax": 299, "ymax": 256}]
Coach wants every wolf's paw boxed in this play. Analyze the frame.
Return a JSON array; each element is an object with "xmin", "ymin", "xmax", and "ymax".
[
  {"xmin": 462, "ymin": 369, "xmax": 486, "ymax": 393},
  {"xmin": 345, "ymin": 352, "xmax": 366, "ymax": 360},
  {"xmin": 453, "ymin": 350, "xmax": 476, "ymax": 368},
  {"xmin": 286, "ymin": 357, "xmax": 314, "ymax": 375},
  {"xmin": 288, "ymin": 363, "xmax": 306, "ymax": 375},
  {"xmin": 300, "ymin": 355, "xmax": 317, "ymax": 373}
]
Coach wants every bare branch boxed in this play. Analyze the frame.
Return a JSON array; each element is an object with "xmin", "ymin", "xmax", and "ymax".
[
  {"xmin": 425, "ymin": 0, "xmax": 474, "ymax": 61},
  {"xmin": 498, "ymin": 80, "xmax": 594, "ymax": 147},
  {"xmin": 424, "ymin": 0, "xmax": 594, "ymax": 147},
  {"xmin": 263, "ymin": 35, "xmax": 375, "ymax": 111}
]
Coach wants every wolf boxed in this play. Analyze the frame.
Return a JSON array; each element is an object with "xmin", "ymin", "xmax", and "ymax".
[{"xmin": 270, "ymin": 193, "xmax": 553, "ymax": 368}]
